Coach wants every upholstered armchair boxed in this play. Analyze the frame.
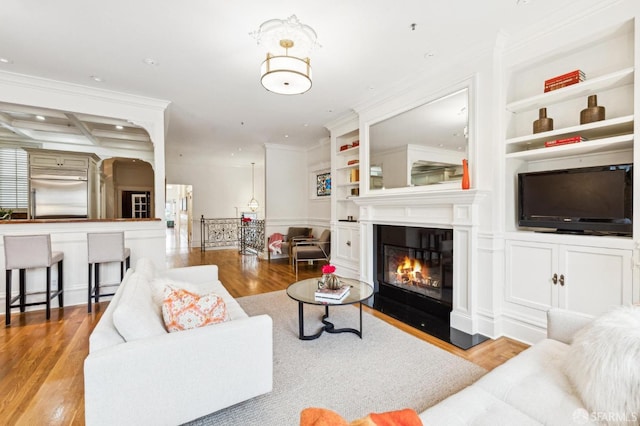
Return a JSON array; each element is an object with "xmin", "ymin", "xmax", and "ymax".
[
  {"xmin": 292, "ymin": 229, "xmax": 331, "ymax": 279},
  {"xmin": 268, "ymin": 227, "xmax": 312, "ymax": 263}
]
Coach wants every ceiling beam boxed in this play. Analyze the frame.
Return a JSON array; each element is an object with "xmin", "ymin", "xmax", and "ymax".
[
  {"xmin": 64, "ymin": 113, "xmax": 101, "ymax": 146},
  {"xmin": 0, "ymin": 112, "xmax": 32, "ymax": 139}
]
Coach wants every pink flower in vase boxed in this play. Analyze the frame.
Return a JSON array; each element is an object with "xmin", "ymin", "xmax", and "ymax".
[{"xmin": 322, "ymin": 264, "xmax": 336, "ymax": 275}]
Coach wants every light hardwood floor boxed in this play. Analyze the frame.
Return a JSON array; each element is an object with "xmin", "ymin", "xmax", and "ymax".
[{"xmin": 0, "ymin": 245, "xmax": 529, "ymax": 425}]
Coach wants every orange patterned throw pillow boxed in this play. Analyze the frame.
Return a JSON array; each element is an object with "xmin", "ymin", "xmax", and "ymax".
[
  {"xmin": 300, "ymin": 408, "xmax": 422, "ymax": 426},
  {"xmin": 162, "ymin": 288, "xmax": 229, "ymax": 332}
]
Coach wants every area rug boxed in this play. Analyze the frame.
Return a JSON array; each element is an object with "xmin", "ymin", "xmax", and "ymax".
[{"xmin": 186, "ymin": 290, "xmax": 486, "ymax": 425}]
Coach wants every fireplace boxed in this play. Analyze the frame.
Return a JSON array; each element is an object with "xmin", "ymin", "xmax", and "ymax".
[{"xmin": 372, "ymin": 224, "xmax": 453, "ymax": 322}]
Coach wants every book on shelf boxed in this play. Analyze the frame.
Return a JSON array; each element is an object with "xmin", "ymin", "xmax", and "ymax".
[
  {"xmin": 347, "ymin": 159, "xmax": 359, "ymax": 166},
  {"xmin": 544, "ymin": 135, "xmax": 586, "ymax": 147},
  {"xmin": 315, "ymin": 285, "xmax": 350, "ymax": 301},
  {"xmin": 544, "ymin": 69, "xmax": 585, "ymax": 93}
]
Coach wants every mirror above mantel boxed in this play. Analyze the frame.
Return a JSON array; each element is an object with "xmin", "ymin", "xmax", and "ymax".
[{"xmin": 368, "ymin": 87, "xmax": 469, "ymax": 191}]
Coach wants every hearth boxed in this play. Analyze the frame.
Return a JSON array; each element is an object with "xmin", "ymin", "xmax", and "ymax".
[{"xmin": 368, "ymin": 224, "xmax": 487, "ymax": 349}]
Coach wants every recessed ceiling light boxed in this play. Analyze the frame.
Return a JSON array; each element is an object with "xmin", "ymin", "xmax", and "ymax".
[
  {"xmin": 143, "ymin": 58, "xmax": 159, "ymax": 66},
  {"xmin": 0, "ymin": 57, "xmax": 12, "ymax": 64},
  {"xmin": 424, "ymin": 51, "xmax": 436, "ymax": 59},
  {"xmin": 284, "ymin": 134, "xmax": 289, "ymax": 138},
  {"xmin": 35, "ymin": 115, "xmax": 45, "ymax": 121},
  {"xmin": 115, "ymin": 125, "xmax": 124, "ymax": 130},
  {"xmin": 90, "ymin": 75, "xmax": 104, "ymax": 82},
  {"xmin": 303, "ymin": 123, "xmax": 309, "ymax": 127}
]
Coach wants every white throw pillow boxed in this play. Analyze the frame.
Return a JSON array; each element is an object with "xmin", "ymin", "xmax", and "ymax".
[
  {"xmin": 135, "ymin": 258, "xmax": 157, "ymax": 280},
  {"xmin": 564, "ymin": 306, "xmax": 640, "ymax": 425},
  {"xmin": 149, "ymin": 276, "xmax": 209, "ymax": 307},
  {"xmin": 112, "ymin": 272, "xmax": 166, "ymax": 341}
]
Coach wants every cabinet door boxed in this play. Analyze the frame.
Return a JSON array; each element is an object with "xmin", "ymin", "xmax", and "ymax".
[
  {"xmin": 335, "ymin": 226, "xmax": 353, "ymax": 261},
  {"xmin": 505, "ymin": 240, "xmax": 559, "ymax": 311},
  {"xmin": 59, "ymin": 154, "xmax": 89, "ymax": 169},
  {"xmin": 559, "ymin": 245, "xmax": 632, "ymax": 316}
]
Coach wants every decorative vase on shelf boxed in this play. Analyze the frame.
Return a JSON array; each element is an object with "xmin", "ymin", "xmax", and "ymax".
[
  {"xmin": 580, "ymin": 94, "xmax": 605, "ymax": 124},
  {"xmin": 461, "ymin": 159, "xmax": 470, "ymax": 190},
  {"xmin": 533, "ymin": 107, "xmax": 553, "ymax": 134}
]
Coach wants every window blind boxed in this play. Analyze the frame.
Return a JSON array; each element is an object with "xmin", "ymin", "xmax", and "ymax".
[{"xmin": 0, "ymin": 147, "xmax": 28, "ymax": 209}]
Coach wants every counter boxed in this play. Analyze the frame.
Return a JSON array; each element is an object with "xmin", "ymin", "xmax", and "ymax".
[{"xmin": 1, "ymin": 218, "xmax": 166, "ymax": 315}]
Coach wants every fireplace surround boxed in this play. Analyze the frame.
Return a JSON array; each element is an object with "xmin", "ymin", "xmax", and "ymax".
[{"xmin": 355, "ymin": 189, "xmax": 489, "ymax": 349}]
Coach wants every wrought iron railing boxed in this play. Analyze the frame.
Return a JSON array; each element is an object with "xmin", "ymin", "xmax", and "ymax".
[{"xmin": 200, "ymin": 216, "xmax": 265, "ymax": 254}]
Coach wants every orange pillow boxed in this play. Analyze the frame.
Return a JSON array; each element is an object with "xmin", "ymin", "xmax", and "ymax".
[
  {"xmin": 162, "ymin": 288, "xmax": 229, "ymax": 332},
  {"xmin": 300, "ymin": 408, "xmax": 422, "ymax": 426}
]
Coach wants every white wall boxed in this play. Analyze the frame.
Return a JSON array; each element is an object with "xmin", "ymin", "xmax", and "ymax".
[
  {"xmin": 306, "ymin": 139, "xmax": 331, "ymax": 232},
  {"xmin": 166, "ymin": 156, "xmax": 264, "ymax": 247}
]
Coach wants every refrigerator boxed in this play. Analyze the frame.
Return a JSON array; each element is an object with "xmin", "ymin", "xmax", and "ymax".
[{"xmin": 30, "ymin": 167, "xmax": 89, "ymax": 219}]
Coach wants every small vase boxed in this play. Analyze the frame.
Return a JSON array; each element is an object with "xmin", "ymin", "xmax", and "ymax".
[
  {"xmin": 322, "ymin": 274, "xmax": 341, "ymax": 290},
  {"xmin": 580, "ymin": 95, "xmax": 605, "ymax": 124},
  {"xmin": 533, "ymin": 107, "xmax": 553, "ymax": 134},
  {"xmin": 461, "ymin": 159, "xmax": 470, "ymax": 190}
]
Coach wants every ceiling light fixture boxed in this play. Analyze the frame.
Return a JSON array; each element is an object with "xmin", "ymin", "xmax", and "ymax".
[
  {"xmin": 251, "ymin": 15, "xmax": 319, "ymax": 95},
  {"xmin": 35, "ymin": 115, "xmax": 45, "ymax": 121},
  {"xmin": 115, "ymin": 125, "xmax": 124, "ymax": 130},
  {"xmin": 90, "ymin": 75, "xmax": 103, "ymax": 82},
  {"xmin": 248, "ymin": 162, "xmax": 259, "ymax": 212},
  {"xmin": 0, "ymin": 57, "xmax": 12, "ymax": 64}
]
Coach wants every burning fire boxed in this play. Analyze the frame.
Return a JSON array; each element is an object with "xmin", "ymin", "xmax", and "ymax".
[{"xmin": 396, "ymin": 256, "xmax": 425, "ymax": 285}]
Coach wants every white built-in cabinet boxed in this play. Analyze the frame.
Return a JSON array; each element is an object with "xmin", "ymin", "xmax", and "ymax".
[
  {"xmin": 502, "ymin": 16, "xmax": 638, "ymax": 332},
  {"xmin": 505, "ymin": 236, "xmax": 633, "ymax": 317},
  {"xmin": 327, "ymin": 115, "xmax": 361, "ymax": 277}
]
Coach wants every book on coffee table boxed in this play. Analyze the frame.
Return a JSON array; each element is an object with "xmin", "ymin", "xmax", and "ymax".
[{"xmin": 315, "ymin": 285, "xmax": 350, "ymax": 301}]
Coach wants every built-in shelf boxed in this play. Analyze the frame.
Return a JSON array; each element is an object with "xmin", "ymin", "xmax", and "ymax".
[
  {"xmin": 506, "ymin": 67, "xmax": 634, "ymax": 113},
  {"xmin": 337, "ymin": 182, "xmax": 359, "ymax": 188},
  {"xmin": 336, "ymin": 164, "xmax": 360, "ymax": 171},
  {"xmin": 338, "ymin": 146, "xmax": 359, "ymax": 156},
  {"xmin": 505, "ymin": 133, "xmax": 633, "ymax": 161},
  {"xmin": 506, "ymin": 115, "xmax": 634, "ymax": 153}
]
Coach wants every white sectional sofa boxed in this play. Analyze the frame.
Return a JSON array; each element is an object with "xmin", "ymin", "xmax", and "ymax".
[
  {"xmin": 84, "ymin": 259, "xmax": 273, "ymax": 426},
  {"xmin": 419, "ymin": 308, "xmax": 640, "ymax": 425}
]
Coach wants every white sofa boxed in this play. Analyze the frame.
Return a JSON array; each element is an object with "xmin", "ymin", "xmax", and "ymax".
[
  {"xmin": 419, "ymin": 308, "xmax": 638, "ymax": 425},
  {"xmin": 84, "ymin": 259, "xmax": 273, "ymax": 426}
]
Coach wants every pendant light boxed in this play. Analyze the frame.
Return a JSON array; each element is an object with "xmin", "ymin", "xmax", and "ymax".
[{"xmin": 248, "ymin": 162, "xmax": 259, "ymax": 212}]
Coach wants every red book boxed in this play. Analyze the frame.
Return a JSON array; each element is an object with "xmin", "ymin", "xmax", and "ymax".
[
  {"xmin": 544, "ymin": 69, "xmax": 585, "ymax": 85},
  {"xmin": 544, "ymin": 70, "xmax": 585, "ymax": 92},
  {"xmin": 544, "ymin": 136, "xmax": 585, "ymax": 147}
]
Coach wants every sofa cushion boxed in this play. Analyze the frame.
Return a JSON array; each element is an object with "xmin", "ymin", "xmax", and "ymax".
[
  {"xmin": 112, "ymin": 272, "xmax": 166, "ymax": 341},
  {"xmin": 474, "ymin": 338, "xmax": 587, "ymax": 425},
  {"xmin": 149, "ymin": 276, "xmax": 213, "ymax": 307},
  {"xmin": 420, "ymin": 385, "xmax": 541, "ymax": 425},
  {"xmin": 135, "ymin": 257, "xmax": 157, "ymax": 280},
  {"xmin": 564, "ymin": 306, "xmax": 640, "ymax": 422},
  {"xmin": 162, "ymin": 288, "xmax": 230, "ymax": 332}
]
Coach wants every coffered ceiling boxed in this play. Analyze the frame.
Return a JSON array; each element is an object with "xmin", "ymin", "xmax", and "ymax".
[{"xmin": 0, "ymin": 0, "xmax": 606, "ymax": 165}]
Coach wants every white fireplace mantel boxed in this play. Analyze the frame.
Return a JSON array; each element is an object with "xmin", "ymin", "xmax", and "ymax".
[{"xmin": 355, "ymin": 188, "xmax": 488, "ymax": 335}]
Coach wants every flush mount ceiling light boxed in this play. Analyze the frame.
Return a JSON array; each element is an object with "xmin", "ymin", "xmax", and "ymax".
[{"xmin": 251, "ymin": 15, "xmax": 320, "ymax": 95}]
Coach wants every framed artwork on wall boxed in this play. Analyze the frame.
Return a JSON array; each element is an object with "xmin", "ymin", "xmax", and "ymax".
[{"xmin": 316, "ymin": 172, "xmax": 331, "ymax": 197}]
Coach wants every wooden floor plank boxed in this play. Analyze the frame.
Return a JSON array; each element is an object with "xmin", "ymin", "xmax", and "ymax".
[{"xmin": 0, "ymin": 246, "xmax": 528, "ymax": 425}]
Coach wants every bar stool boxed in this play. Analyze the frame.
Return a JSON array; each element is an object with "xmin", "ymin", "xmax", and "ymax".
[
  {"xmin": 3, "ymin": 234, "xmax": 64, "ymax": 326},
  {"xmin": 87, "ymin": 232, "xmax": 130, "ymax": 313}
]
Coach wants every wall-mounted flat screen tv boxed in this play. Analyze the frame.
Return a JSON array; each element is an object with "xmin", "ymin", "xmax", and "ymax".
[{"xmin": 518, "ymin": 164, "xmax": 633, "ymax": 236}]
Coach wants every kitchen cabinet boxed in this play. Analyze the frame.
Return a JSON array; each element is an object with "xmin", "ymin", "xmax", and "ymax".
[
  {"xmin": 25, "ymin": 148, "xmax": 100, "ymax": 219},
  {"xmin": 29, "ymin": 152, "xmax": 91, "ymax": 169},
  {"xmin": 505, "ymin": 237, "xmax": 633, "ymax": 317}
]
